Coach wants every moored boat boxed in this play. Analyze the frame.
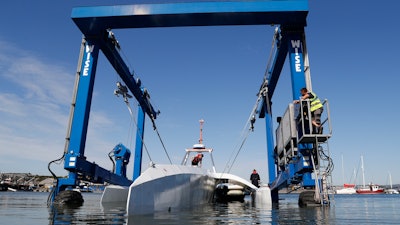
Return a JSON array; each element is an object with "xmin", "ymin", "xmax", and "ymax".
[
  {"xmin": 335, "ymin": 183, "xmax": 357, "ymax": 194},
  {"xmin": 356, "ymin": 183, "xmax": 384, "ymax": 194},
  {"xmin": 385, "ymin": 188, "xmax": 399, "ymax": 194},
  {"xmin": 356, "ymin": 156, "xmax": 384, "ymax": 194},
  {"xmin": 384, "ymin": 172, "xmax": 399, "ymax": 194}
]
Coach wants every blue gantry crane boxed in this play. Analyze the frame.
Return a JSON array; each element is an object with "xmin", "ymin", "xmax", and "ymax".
[{"xmin": 49, "ymin": 0, "xmax": 333, "ymax": 206}]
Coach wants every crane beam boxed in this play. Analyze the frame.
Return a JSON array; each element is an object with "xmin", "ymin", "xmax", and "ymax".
[{"xmin": 71, "ymin": 1, "xmax": 308, "ymax": 35}]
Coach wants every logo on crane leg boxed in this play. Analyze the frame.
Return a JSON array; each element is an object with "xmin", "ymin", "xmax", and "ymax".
[
  {"xmin": 83, "ymin": 44, "xmax": 94, "ymax": 76},
  {"xmin": 291, "ymin": 40, "xmax": 302, "ymax": 72}
]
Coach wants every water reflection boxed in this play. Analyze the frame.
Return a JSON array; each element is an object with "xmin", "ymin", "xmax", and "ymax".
[
  {"xmin": 272, "ymin": 198, "xmax": 333, "ymax": 225},
  {"xmin": 48, "ymin": 195, "xmax": 276, "ymax": 224},
  {"xmin": 49, "ymin": 194, "xmax": 127, "ymax": 225},
  {"xmin": 47, "ymin": 193, "xmax": 334, "ymax": 225},
  {"xmin": 49, "ymin": 204, "xmax": 81, "ymax": 225},
  {"xmin": 124, "ymin": 196, "xmax": 273, "ymax": 225}
]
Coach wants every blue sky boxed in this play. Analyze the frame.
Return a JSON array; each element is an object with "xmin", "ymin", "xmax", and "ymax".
[{"xmin": 1, "ymin": 1, "xmax": 399, "ymax": 187}]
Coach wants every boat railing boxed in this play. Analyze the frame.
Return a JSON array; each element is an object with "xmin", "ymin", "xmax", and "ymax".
[{"xmin": 181, "ymin": 148, "xmax": 216, "ymax": 173}]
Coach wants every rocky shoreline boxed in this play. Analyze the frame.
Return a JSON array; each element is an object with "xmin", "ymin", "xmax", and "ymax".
[{"xmin": 0, "ymin": 173, "xmax": 54, "ymax": 192}]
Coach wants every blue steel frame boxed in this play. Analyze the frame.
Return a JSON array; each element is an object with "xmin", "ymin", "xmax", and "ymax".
[
  {"xmin": 51, "ymin": 0, "xmax": 312, "ymax": 203},
  {"xmin": 261, "ymin": 27, "xmax": 318, "ymax": 202},
  {"xmin": 71, "ymin": 1, "xmax": 308, "ymax": 33},
  {"xmin": 133, "ymin": 107, "xmax": 145, "ymax": 180}
]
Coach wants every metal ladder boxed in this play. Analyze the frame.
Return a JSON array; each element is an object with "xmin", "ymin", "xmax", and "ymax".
[
  {"xmin": 311, "ymin": 136, "xmax": 333, "ymax": 205},
  {"xmin": 296, "ymin": 99, "xmax": 333, "ymax": 205}
]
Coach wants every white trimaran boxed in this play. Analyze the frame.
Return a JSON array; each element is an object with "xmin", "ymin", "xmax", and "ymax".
[{"xmin": 101, "ymin": 119, "xmax": 271, "ymax": 215}]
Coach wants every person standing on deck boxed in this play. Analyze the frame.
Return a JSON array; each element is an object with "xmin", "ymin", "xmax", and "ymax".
[{"xmin": 250, "ymin": 169, "xmax": 260, "ymax": 188}]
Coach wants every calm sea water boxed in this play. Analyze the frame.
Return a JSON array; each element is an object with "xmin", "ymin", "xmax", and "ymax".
[{"xmin": 1, "ymin": 191, "xmax": 400, "ymax": 224}]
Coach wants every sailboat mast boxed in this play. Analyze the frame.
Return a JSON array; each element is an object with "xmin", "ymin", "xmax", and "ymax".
[
  {"xmin": 341, "ymin": 154, "xmax": 345, "ymax": 185},
  {"xmin": 361, "ymin": 155, "xmax": 365, "ymax": 188}
]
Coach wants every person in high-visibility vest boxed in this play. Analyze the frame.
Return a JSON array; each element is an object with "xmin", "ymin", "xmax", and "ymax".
[{"xmin": 294, "ymin": 87, "xmax": 324, "ymax": 133}]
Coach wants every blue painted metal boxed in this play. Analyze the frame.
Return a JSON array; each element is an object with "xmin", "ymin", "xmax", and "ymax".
[
  {"xmin": 66, "ymin": 40, "xmax": 99, "ymax": 163},
  {"xmin": 260, "ymin": 26, "xmax": 325, "ymax": 200},
  {"xmin": 113, "ymin": 143, "xmax": 131, "ymax": 177},
  {"xmin": 133, "ymin": 106, "xmax": 145, "ymax": 181},
  {"xmin": 52, "ymin": 144, "xmax": 133, "ymax": 202},
  {"xmin": 265, "ymin": 33, "xmax": 289, "ymax": 101},
  {"xmin": 71, "ymin": 1, "xmax": 308, "ymax": 35},
  {"xmin": 263, "ymin": 28, "xmax": 299, "ymax": 193},
  {"xmin": 54, "ymin": 40, "xmax": 101, "ymax": 198},
  {"xmin": 286, "ymin": 31, "xmax": 316, "ymax": 188},
  {"xmin": 264, "ymin": 106, "xmax": 276, "ymax": 185},
  {"xmin": 97, "ymin": 33, "xmax": 159, "ymax": 120},
  {"xmin": 287, "ymin": 31, "xmax": 307, "ymax": 99},
  {"xmin": 302, "ymin": 173, "xmax": 314, "ymax": 187},
  {"xmin": 51, "ymin": 37, "xmax": 140, "ymax": 200}
]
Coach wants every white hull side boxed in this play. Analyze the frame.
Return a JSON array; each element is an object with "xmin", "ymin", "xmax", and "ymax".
[
  {"xmin": 335, "ymin": 188, "xmax": 356, "ymax": 194},
  {"xmin": 127, "ymin": 164, "xmax": 215, "ymax": 215},
  {"xmin": 385, "ymin": 189, "xmax": 399, "ymax": 194},
  {"xmin": 254, "ymin": 185, "xmax": 272, "ymax": 208},
  {"xmin": 101, "ymin": 185, "xmax": 129, "ymax": 203},
  {"xmin": 212, "ymin": 172, "xmax": 272, "ymax": 206},
  {"xmin": 214, "ymin": 183, "xmax": 245, "ymax": 203},
  {"xmin": 212, "ymin": 172, "xmax": 258, "ymax": 190},
  {"xmin": 223, "ymin": 184, "xmax": 245, "ymax": 196}
]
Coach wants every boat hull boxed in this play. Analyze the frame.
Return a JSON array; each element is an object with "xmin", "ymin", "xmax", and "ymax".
[
  {"xmin": 356, "ymin": 186, "xmax": 384, "ymax": 194},
  {"xmin": 335, "ymin": 188, "xmax": 357, "ymax": 194},
  {"xmin": 385, "ymin": 189, "xmax": 399, "ymax": 194},
  {"xmin": 215, "ymin": 183, "xmax": 245, "ymax": 202},
  {"xmin": 356, "ymin": 189, "xmax": 384, "ymax": 194},
  {"xmin": 101, "ymin": 185, "xmax": 129, "ymax": 203},
  {"xmin": 126, "ymin": 164, "xmax": 215, "ymax": 215},
  {"xmin": 211, "ymin": 172, "xmax": 271, "ymax": 206}
]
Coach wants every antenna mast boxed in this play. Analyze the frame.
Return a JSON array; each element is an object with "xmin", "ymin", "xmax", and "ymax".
[{"xmin": 199, "ymin": 119, "xmax": 204, "ymax": 144}]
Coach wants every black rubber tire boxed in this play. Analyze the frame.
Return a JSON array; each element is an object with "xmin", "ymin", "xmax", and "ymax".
[
  {"xmin": 54, "ymin": 190, "xmax": 84, "ymax": 206},
  {"xmin": 298, "ymin": 190, "xmax": 316, "ymax": 207}
]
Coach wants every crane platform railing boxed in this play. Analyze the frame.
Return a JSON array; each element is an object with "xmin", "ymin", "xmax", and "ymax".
[{"xmin": 296, "ymin": 99, "xmax": 332, "ymax": 144}]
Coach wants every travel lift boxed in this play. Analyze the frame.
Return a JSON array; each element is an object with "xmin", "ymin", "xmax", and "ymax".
[{"xmin": 48, "ymin": 0, "xmax": 332, "ymax": 206}]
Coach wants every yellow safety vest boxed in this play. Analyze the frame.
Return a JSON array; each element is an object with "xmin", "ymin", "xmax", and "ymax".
[{"xmin": 310, "ymin": 92, "xmax": 323, "ymax": 112}]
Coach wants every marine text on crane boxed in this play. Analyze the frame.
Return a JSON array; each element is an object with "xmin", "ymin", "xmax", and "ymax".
[
  {"xmin": 291, "ymin": 40, "xmax": 301, "ymax": 72},
  {"xmin": 83, "ymin": 44, "xmax": 94, "ymax": 76}
]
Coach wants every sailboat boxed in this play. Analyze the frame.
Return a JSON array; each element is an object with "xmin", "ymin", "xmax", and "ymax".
[
  {"xmin": 356, "ymin": 155, "xmax": 384, "ymax": 194},
  {"xmin": 385, "ymin": 172, "xmax": 399, "ymax": 194},
  {"xmin": 335, "ymin": 183, "xmax": 356, "ymax": 194},
  {"xmin": 335, "ymin": 154, "xmax": 356, "ymax": 194}
]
